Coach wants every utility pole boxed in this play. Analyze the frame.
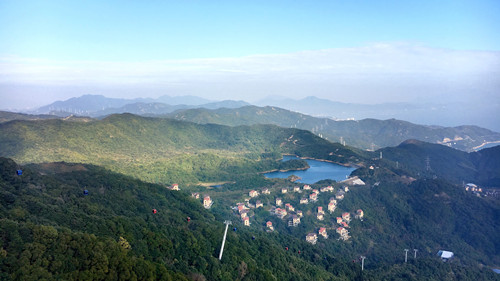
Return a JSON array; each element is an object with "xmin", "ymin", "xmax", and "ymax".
[
  {"xmin": 219, "ymin": 220, "xmax": 232, "ymax": 260},
  {"xmin": 380, "ymin": 151, "xmax": 383, "ymax": 159},
  {"xmin": 413, "ymin": 249, "xmax": 418, "ymax": 259},
  {"xmin": 404, "ymin": 249, "xmax": 409, "ymax": 263},
  {"xmin": 360, "ymin": 256, "xmax": 366, "ymax": 271}
]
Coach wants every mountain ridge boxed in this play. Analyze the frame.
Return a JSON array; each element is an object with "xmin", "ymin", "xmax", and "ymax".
[{"xmin": 166, "ymin": 105, "xmax": 500, "ymax": 152}]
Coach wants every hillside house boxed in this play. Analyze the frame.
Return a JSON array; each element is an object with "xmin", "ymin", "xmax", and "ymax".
[
  {"xmin": 285, "ymin": 203, "xmax": 295, "ymax": 212},
  {"xmin": 300, "ymin": 198, "xmax": 309, "ymax": 204},
  {"xmin": 292, "ymin": 215, "xmax": 301, "ymax": 226},
  {"xmin": 237, "ymin": 203, "xmax": 248, "ymax": 213},
  {"xmin": 293, "ymin": 186, "xmax": 301, "ymax": 193},
  {"xmin": 169, "ymin": 184, "xmax": 180, "ymax": 191},
  {"xmin": 249, "ymin": 190, "xmax": 259, "ymax": 197},
  {"xmin": 344, "ymin": 186, "xmax": 349, "ymax": 192},
  {"xmin": 342, "ymin": 212, "xmax": 351, "ymax": 222},
  {"xmin": 281, "ymin": 188, "xmax": 288, "ymax": 194},
  {"xmin": 243, "ymin": 216, "xmax": 250, "ymax": 226},
  {"xmin": 328, "ymin": 202, "xmax": 336, "ymax": 213},
  {"xmin": 262, "ymin": 188, "xmax": 271, "ymax": 195},
  {"xmin": 326, "ymin": 186, "xmax": 334, "ymax": 192},
  {"xmin": 319, "ymin": 227, "xmax": 328, "ymax": 239},
  {"xmin": 191, "ymin": 192, "xmax": 200, "ymax": 199},
  {"xmin": 303, "ymin": 184, "xmax": 311, "ymax": 190},
  {"xmin": 318, "ymin": 206, "xmax": 325, "ymax": 215},
  {"xmin": 275, "ymin": 208, "xmax": 287, "ymax": 219},
  {"xmin": 341, "ymin": 221, "xmax": 349, "ymax": 228},
  {"xmin": 309, "ymin": 193, "xmax": 318, "ymax": 202},
  {"xmin": 320, "ymin": 186, "xmax": 329, "ymax": 193},
  {"xmin": 203, "ymin": 196, "xmax": 213, "ymax": 209},
  {"xmin": 296, "ymin": 210, "xmax": 303, "ymax": 217},
  {"xmin": 276, "ymin": 198, "xmax": 283, "ymax": 206},
  {"xmin": 329, "ymin": 198, "xmax": 337, "ymax": 204},
  {"xmin": 317, "ymin": 213, "xmax": 324, "ymax": 221},
  {"xmin": 312, "ymin": 189, "xmax": 319, "ymax": 194},
  {"xmin": 355, "ymin": 209, "xmax": 364, "ymax": 219},
  {"xmin": 240, "ymin": 210, "xmax": 248, "ymax": 218},
  {"xmin": 336, "ymin": 217, "xmax": 343, "ymax": 224},
  {"xmin": 266, "ymin": 221, "xmax": 274, "ymax": 231},
  {"xmin": 255, "ymin": 200, "xmax": 263, "ymax": 208},
  {"xmin": 306, "ymin": 233, "xmax": 318, "ymax": 245},
  {"xmin": 336, "ymin": 190, "xmax": 345, "ymax": 200},
  {"xmin": 336, "ymin": 227, "xmax": 348, "ymax": 238}
]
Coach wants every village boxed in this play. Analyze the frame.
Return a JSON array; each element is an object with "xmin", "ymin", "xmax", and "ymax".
[{"xmin": 192, "ymin": 176, "xmax": 366, "ymax": 245}]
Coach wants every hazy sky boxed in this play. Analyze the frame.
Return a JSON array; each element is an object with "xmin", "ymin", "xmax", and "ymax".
[{"xmin": 1, "ymin": 0, "xmax": 499, "ymax": 110}]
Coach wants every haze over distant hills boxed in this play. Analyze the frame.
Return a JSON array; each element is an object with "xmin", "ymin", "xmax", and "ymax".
[
  {"xmin": 256, "ymin": 96, "xmax": 500, "ymax": 133},
  {"xmin": 31, "ymin": 94, "xmax": 249, "ymax": 117},
  {"xmin": 22, "ymin": 94, "xmax": 500, "ymax": 132},
  {"xmin": 168, "ymin": 106, "xmax": 500, "ymax": 152},
  {"xmin": 4, "ymin": 94, "xmax": 499, "ymax": 153}
]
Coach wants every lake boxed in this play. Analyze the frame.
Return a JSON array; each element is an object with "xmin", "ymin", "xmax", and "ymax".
[{"xmin": 264, "ymin": 155, "xmax": 356, "ymax": 184}]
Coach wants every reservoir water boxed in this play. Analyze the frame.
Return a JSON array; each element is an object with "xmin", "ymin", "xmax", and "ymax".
[{"xmin": 264, "ymin": 155, "xmax": 356, "ymax": 184}]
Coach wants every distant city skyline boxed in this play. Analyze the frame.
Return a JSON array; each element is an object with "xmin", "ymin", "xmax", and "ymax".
[{"xmin": 1, "ymin": 0, "xmax": 499, "ymax": 112}]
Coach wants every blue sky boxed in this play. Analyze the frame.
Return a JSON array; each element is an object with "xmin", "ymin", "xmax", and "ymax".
[
  {"xmin": 0, "ymin": 0, "xmax": 499, "ymax": 110},
  {"xmin": 1, "ymin": 0, "xmax": 499, "ymax": 60}
]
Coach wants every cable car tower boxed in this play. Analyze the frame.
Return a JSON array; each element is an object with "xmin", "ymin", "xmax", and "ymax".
[{"xmin": 219, "ymin": 220, "xmax": 232, "ymax": 260}]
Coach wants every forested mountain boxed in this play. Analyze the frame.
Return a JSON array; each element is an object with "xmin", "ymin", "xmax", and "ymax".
[
  {"xmin": 1, "ymin": 158, "xmax": 498, "ymax": 280},
  {"xmin": 0, "ymin": 158, "xmax": 346, "ymax": 280},
  {"xmin": 380, "ymin": 140, "xmax": 500, "ymax": 186},
  {"xmin": 0, "ymin": 113, "xmax": 363, "ymax": 185},
  {"xmin": 0, "ymin": 111, "xmax": 92, "ymax": 123},
  {"xmin": 167, "ymin": 105, "xmax": 500, "ymax": 152}
]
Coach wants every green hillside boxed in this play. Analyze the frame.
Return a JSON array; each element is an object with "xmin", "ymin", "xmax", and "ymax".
[
  {"xmin": 167, "ymin": 106, "xmax": 500, "ymax": 152},
  {"xmin": 0, "ymin": 114, "xmax": 363, "ymax": 185},
  {"xmin": 380, "ymin": 140, "xmax": 500, "ymax": 186},
  {"xmin": 0, "ymin": 158, "xmax": 345, "ymax": 280},
  {"xmin": 1, "ymin": 158, "xmax": 498, "ymax": 280}
]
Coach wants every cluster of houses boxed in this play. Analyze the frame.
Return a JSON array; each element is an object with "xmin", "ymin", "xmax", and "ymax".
[
  {"xmin": 194, "ymin": 181, "xmax": 366, "ymax": 245},
  {"xmin": 305, "ymin": 226, "xmax": 329, "ymax": 245},
  {"xmin": 465, "ymin": 183, "xmax": 483, "ymax": 196},
  {"xmin": 191, "ymin": 192, "xmax": 214, "ymax": 209},
  {"xmin": 334, "ymin": 209, "xmax": 364, "ymax": 241}
]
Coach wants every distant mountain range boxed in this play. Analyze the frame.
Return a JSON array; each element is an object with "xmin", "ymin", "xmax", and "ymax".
[
  {"xmin": 6, "ymin": 94, "xmax": 500, "ymax": 152},
  {"xmin": 31, "ymin": 94, "xmax": 249, "ymax": 117},
  {"xmin": 167, "ymin": 106, "xmax": 500, "ymax": 152},
  {"xmin": 256, "ymin": 96, "xmax": 500, "ymax": 132}
]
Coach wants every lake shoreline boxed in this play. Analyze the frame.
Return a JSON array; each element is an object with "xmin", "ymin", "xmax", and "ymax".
[
  {"xmin": 281, "ymin": 154, "xmax": 358, "ymax": 168},
  {"xmin": 263, "ymin": 155, "xmax": 357, "ymax": 184},
  {"xmin": 259, "ymin": 154, "xmax": 357, "ymax": 174}
]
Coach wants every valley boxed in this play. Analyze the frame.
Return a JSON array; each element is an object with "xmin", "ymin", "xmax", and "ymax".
[{"xmin": 0, "ymin": 110, "xmax": 499, "ymax": 280}]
